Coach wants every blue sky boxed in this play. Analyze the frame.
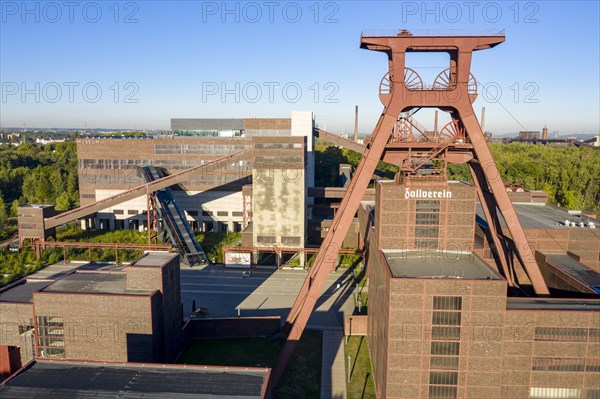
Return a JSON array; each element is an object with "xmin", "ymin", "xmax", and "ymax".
[{"xmin": 0, "ymin": 1, "xmax": 598, "ymax": 136}]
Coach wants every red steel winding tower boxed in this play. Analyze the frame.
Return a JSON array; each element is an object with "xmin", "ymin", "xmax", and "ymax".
[{"xmin": 269, "ymin": 30, "xmax": 549, "ymax": 390}]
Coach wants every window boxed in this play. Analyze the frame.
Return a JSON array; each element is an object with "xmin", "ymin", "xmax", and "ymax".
[
  {"xmin": 217, "ymin": 211, "xmax": 228, "ymax": 217},
  {"xmin": 530, "ymin": 387, "xmax": 580, "ymax": 399},
  {"xmin": 416, "ymin": 200, "xmax": 441, "ymax": 212},
  {"xmin": 531, "ymin": 357, "xmax": 599, "ymax": 373},
  {"xmin": 257, "ymin": 236, "xmax": 276, "ymax": 244},
  {"xmin": 232, "ymin": 211, "xmax": 243, "ymax": 217},
  {"xmin": 432, "ymin": 312, "xmax": 462, "ymax": 326},
  {"xmin": 113, "ymin": 209, "xmax": 124, "ymax": 215},
  {"xmin": 429, "ymin": 371, "xmax": 458, "ymax": 385},
  {"xmin": 431, "ymin": 341, "xmax": 460, "ymax": 356},
  {"xmin": 36, "ymin": 316, "xmax": 65, "ymax": 358},
  {"xmin": 534, "ymin": 327, "xmax": 588, "ymax": 342},
  {"xmin": 533, "ymin": 357, "xmax": 585, "ymax": 372},
  {"xmin": 414, "ymin": 199, "xmax": 440, "ymax": 249},
  {"xmin": 187, "ymin": 210, "xmax": 198, "ymax": 217},
  {"xmin": 434, "ymin": 297, "xmax": 462, "ymax": 310},
  {"xmin": 586, "ymin": 358, "xmax": 600, "ymax": 373},
  {"xmin": 127, "ymin": 210, "xmax": 138, "ymax": 215},
  {"xmin": 430, "ymin": 356, "xmax": 459, "ymax": 370},
  {"xmin": 281, "ymin": 236, "xmax": 301, "ymax": 245},
  {"xmin": 429, "ymin": 296, "xmax": 461, "ymax": 398},
  {"xmin": 432, "ymin": 326, "xmax": 461, "ymax": 341},
  {"xmin": 585, "ymin": 388, "xmax": 600, "ymax": 399}
]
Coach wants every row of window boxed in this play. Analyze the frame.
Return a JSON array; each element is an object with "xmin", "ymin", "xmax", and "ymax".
[
  {"xmin": 533, "ymin": 357, "xmax": 600, "ymax": 373},
  {"xmin": 256, "ymin": 236, "xmax": 302, "ymax": 245},
  {"xmin": 535, "ymin": 327, "xmax": 600, "ymax": 342},
  {"xmin": 154, "ymin": 144, "xmax": 249, "ymax": 155},
  {"xmin": 254, "ymin": 156, "xmax": 303, "ymax": 164},
  {"xmin": 530, "ymin": 387, "xmax": 599, "ymax": 399},
  {"xmin": 254, "ymin": 143, "xmax": 302, "ymax": 150},
  {"xmin": 79, "ymin": 158, "xmax": 250, "ymax": 170}
]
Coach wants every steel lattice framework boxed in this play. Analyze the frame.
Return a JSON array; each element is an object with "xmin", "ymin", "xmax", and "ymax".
[{"xmin": 268, "ymin": 30, "xmax": 549, "ymax": 391}]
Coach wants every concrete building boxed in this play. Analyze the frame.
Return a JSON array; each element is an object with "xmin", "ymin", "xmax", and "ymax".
[
  {"xmin": 365, "ymin": 179, "xmax": 600, "ymax": 399},
  {"xmin": 252, "ymin": 136, "xmax": 306, "ymax": 253},
  {"xmin": 0, "ymin": 252, "xmax": 184, "ymax": 367},
  {"xmin": 76, "ymin": 112, "xmax": 314, "ymax": 235}
]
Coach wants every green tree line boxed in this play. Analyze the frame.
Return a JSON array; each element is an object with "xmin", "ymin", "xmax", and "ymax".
[
  {"xmin": 317, "ymin": 142, "xmax": 600, "ymax": 214},
  {"xmin": 0, "ymin": 142, "xmax": 79, "ymax": 240}
]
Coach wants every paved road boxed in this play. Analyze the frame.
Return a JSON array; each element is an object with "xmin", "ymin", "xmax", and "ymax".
[{"xmin": 180, "ymin": 265, "xmax": 356, "ymax": 330}]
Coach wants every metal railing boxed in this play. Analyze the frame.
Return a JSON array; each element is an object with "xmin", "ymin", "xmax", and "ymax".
[{"xmin": 361, "ymin": 29, "xmax": 505, "ymax": 37}]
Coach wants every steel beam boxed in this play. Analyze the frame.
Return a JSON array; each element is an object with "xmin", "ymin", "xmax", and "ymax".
[
  {"xmin": 44, "ymin": 149, "xmax": 252, "ymax": 229},
  {"xmin": 459, "ymin": 106, "xmax": 549, "ymax": 295}
]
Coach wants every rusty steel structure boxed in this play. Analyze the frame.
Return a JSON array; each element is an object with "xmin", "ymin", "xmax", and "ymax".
[
  {"xmin": 269, "ymin": 29, "xmax": 550, "ymax": 390},
  {"xmin": 18, "ymin": 149, "xmax": 252, "ymax": 254}
]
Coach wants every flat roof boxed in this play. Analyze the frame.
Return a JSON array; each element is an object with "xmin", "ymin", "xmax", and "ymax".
[
  {"xmin": 41, "ymin": 272, "xmax": 153, "ymax": 296},
  {"xmin": 25, "ymin": 261, "xmax": 97, "ymax": 280},
  {"xmin": 0, "ymin": 361, "xmax": 268, "ymax": 399},
  {"xmin": 507, "ymin": 298, "xmax": 600, "ymax": 311},
  {"xmin": 0, "ymin": 280, "xmax": 53, "ymax": 304},
  {"xmin": 544, "ymin": 253, "xmax": 600, "ymax": 291},
  {"xmin": 131, "ymin": 252, "xmax": 179, "ymax": 267},
  {"xmin": 476, "ymin": 203, "xmax": 599, "ymax": 230},
  {"xmin": 382, "ymin": 250, "xmax": 501, "ymax": 280},
  {"xmin": 171, "ymin": 118, "xmax": 245, "ymax": 131}
]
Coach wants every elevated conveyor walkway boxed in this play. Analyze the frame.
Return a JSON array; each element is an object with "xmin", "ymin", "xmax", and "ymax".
[
  {"xmin": 44, "ymin": 149, "xmax": 252, "ymax": 229},
  {"xmin": 141, "ymin": 166, "xmax": 208, "ymax": 266}
]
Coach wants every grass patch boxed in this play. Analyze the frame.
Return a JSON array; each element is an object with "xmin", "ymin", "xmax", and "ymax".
[
  {"xmin": 177, "ymin": 336, "xmax": 280, "ymax": 367},
  {"xmin": 177, "ymin": 330, "xmax": 322, "ymax": 398},
  {"xmin": 344, "ymin": 336, "xmax": 376, "ymax": 399}
]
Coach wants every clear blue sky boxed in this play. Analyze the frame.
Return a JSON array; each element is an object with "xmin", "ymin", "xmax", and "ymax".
[{"xmin": 1, "ymin": 1, "xmax": 598, "ymax": 136}]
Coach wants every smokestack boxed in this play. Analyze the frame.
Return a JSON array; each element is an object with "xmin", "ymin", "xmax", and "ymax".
[
  {"xmin": 354, "ymin": 105, "xmax": 359, "ymax": 142},
  {"xmin": 542, "ymin": 125, "xmax": 548, "ymax": 140},
  {"xmin": 434, "ymin": 110, "xmax": 439, "ymax": 137},
  {"xmin": 480, "ymin": 106, "xmax": 486, "ymax": 132}
]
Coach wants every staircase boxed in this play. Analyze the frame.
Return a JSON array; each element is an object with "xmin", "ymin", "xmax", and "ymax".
[
  {"xmin": 141, "ymin": 166, "xmax": 208, "ymax": 267},
  {"xmin": 403, "ymin": 141, "xmax": 450, "ymax": 173}
]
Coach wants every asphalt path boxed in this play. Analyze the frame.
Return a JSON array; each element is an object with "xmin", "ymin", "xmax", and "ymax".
[{"xmin": 180, "ymin": 264, "xmax": 357, "ymax": 330}]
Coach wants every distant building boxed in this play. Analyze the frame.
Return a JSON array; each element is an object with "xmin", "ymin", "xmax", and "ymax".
[{"xmin": 518, "ymin": 131, "xmax": 540, "ymax": 140}]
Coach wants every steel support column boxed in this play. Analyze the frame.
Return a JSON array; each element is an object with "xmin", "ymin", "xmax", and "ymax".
[{"xmin": 459, "ymin": 106, "xmax": 549, "ymax": 295}]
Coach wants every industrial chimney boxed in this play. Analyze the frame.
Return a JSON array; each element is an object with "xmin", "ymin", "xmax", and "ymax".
[
  {"xmin": 354, "ymin": 105, "xmax": 359, "ymax": 142},
  {"xmin": 542, "ymin": 125, "xmax": 548, "ymax": 140}
]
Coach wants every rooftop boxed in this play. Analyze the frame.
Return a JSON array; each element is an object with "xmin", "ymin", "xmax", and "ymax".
[
  {"xmin": 131, "ymin": 252, "xmax": 179, "ymax": 268},
  {"xmin": 476, "ymin": 203, "xmax": 599, "ymax": 230},
  {"xmin": 543, "ymin": 253, "xmax": 600, "ymax": 293},
  {"xmin": 383, "ymin": 250, "xmax": 501, "ymax": 280},
  {"xmin": 26, "ymin": 261, "xmax": 119, "ymax": 280},
  {"xmin": 0, "ymin": 280, "xmax": 53, "ymax": 304},
  {"xmin": 41, "ymin": 272, "xmax": 154, "ymax": 296},
  {"xmin": 0, "ymin": 361, "xmax": 269, "ymax": 399},
  {"xmin": 361, "ymin": 29, "xmax": 505, "ymax": 37},
  {"xmin": 507, "ymin": 298, "xmax": 600, "ymax": 311}
]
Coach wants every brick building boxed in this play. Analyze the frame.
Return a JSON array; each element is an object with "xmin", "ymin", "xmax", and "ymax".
[
  {"xmin": 0, "ymin": 252, "xmax": 184, "ymax": 368},
  {"xmin": 366, "ymin": 179, "xmax": 600, "ymax": 399}
]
